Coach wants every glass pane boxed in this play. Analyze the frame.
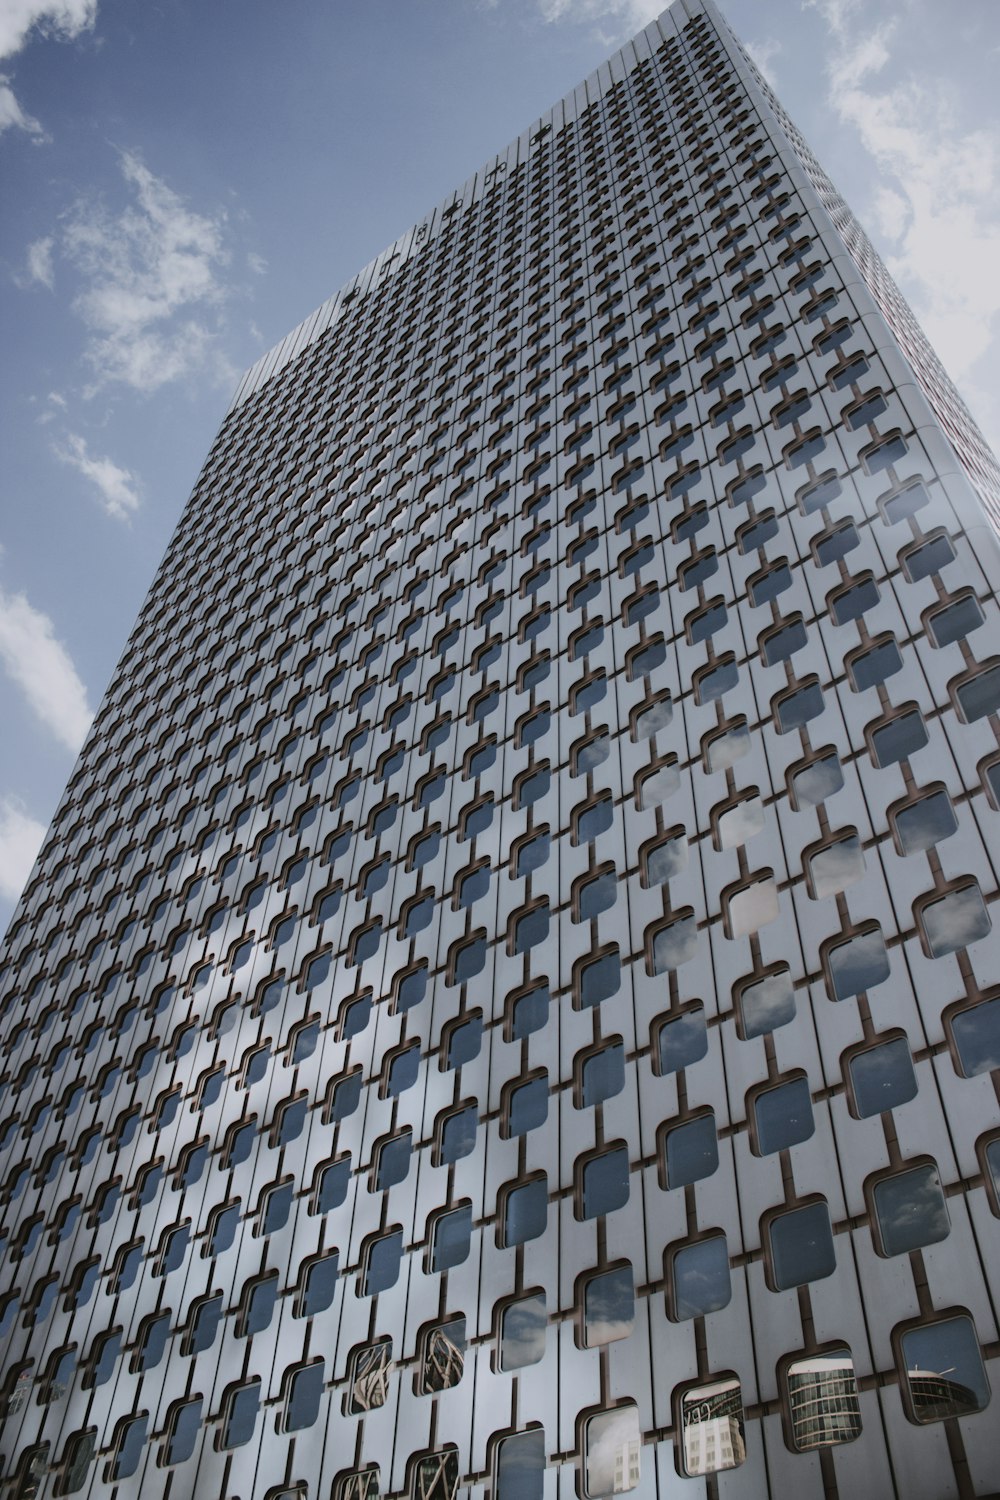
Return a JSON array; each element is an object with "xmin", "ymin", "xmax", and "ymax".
[
  {"xmin": 786, "ymin": 1349, "xmax": 862, "ymax": 1451},
  {"xmin": 496, "ymin": 1429, "xmax": 545, "ymax": 1500},
  {"xmin": 900, "ymin": 1317, "xmax": 990, "ymax": 1422},
  {"xmin": 581, "ymin": 1146, "xmax": 629, "ymax": 1218},
  {"xmin": 848, "ymin": 1039, "xmax": 917, "ymax": 1117},
  {"xmin": 753, "ymin": 1076, "xmax": 815, "ymax": 1154},
  {"xmin": 376, "ymin": 1132, "xmax": 412, "ymax": 1191},
  {"xmin": 222, "ymin": 1382, "xmax": 260, "ymax": 1448},
  {"xmin": 807, "ymin": 835, "xmax": 864, "ymax": 899},
  {"xmin": 421, "ymin": 1319, "xmax": 465, "ymax": 1394},
  {"xmin": 503, "ymin": 1178, "xmax": 547, "ymax": 1246},
  {"xmin": 644, "ymin": 833, "xmax": 687, "ymax": 884},
  {"xmin": 440, "ymin": 1106, "xmax": 478, "ymax": 1164},
  {"xmin": 431, "ymin": 1205, "xmax": 471, "ymax": 1271},
  {"xmin": 920, "ymin": 883, "xmax": 991, "ymax": 957},
  {"xmin": 872, "ymin": 1163, "xmax": 950, "ymax": 1256},
  {"xmin": 507, "ymin": 1076, "xmax": 548, "ymax": 1136},
  {"xmin": 671, "ymin": 1235, "xmax": 731, "ymax": 1321},
  {"xmin": 511, "ymin": 984, "xmax": 548, "ymax": 1039},
  {"xmin": 663, "ymin": 1114, "xmax": 718, "ymax": 1188},
  {"xmin": 348, "ymin": 1342, "xmax": 392, "ymax": 1413},
  {"xmin": 287, "ymin": 1362, "xmax": 324, "ymax": 1431},
  {"xmin": 827, "ymin": 926, "xmax": 890, "ymax": 1000},
  {"xmin": 951, "ymin": 997, "xmax": 1000, "ymax": 1076},
  {"xmin": 894, "ymin": 790, "xmax": 957, "ymax": 854},
  {"xmin": 739, "ymin": 967, "xmax": 795, "ymax": 1037},
  {"xmin": 363, "ymin": 1232, "xmax": 402, "ymax": 1295},
  {"xmin": 411, "ymin": 1451, "xmax": 459, "ymax": 1500},
  {"xmin": 717, "ymin": 796, "xmax": 764, "ymax": 849},
  {"xmin": 767, "ymin": 1201, "xmax": 836, "ymax": 1289},
  {"xmin": 583, "ymin": 1265, "xmax": 634, "ymax": 1346},
  {"xmin": 681, "ymin": 1378, "xmax": 746, "ymax": 1476},
  {"xmin": 580, "ymin": 1043, "xmax": 625, "ymax": 1108},
  {"xmin": 584, "ymin": 1405, "xmax": 641, "ymax": 1496},
  {"xmin": 500, "ymin": 1295, "xmax": 547, "ymax": 1370},
  {"xmin": 579, "ymin": 949, "xmax": 620, "ymax": 1007}
]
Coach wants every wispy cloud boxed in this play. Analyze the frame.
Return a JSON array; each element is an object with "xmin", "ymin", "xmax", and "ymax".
[
  {"xmin": 55, "ymin": 431, "xmax": 141, "ymax": 520},
  {"xmin": 807, "ymin": 0, "xmax": 1000, "ymax": 450},
  {"xmin": 0, "ymin": 73, "xmax": 45, "ymax": 138},
  {"xmin": 0, "ymin": 1, "xmax": 97, "ymax": 138},
  {"xmin": 60, "ymin": 149, "xmax": 236, "ymax": 393},
  {"xmin": 536, "ymin": 0, "xmax": 665, "ymax": 42},
  {"xmin": 24, "ymin": 234, "xmax": 55, "ymax": 287},
  {"xmin": 0, "ymin": 585, "xmax": 92, "ymax": 751},
  {"xmin": 745, "ymin": 37, "xmax": 782, "ymax": 89},
  {"xmin": 0, "ymin": 795, "xmax": 45, "ymax": 902},
  {"xmin": 0, "ymin": 0, "xmax": 97, "ymax": 60}
]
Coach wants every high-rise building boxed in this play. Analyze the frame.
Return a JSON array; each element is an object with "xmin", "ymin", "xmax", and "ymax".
[{"xmin": 1, "ymin": 1, "xmax": 998, "ymax": 1495}]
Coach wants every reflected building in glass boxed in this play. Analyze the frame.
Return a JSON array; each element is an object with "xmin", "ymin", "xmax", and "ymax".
[{"xmin": 1, "ymin": 0, "xmax": 999, "ymax": 1496}]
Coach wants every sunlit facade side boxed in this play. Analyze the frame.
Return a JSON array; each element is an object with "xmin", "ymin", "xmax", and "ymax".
[{"xmin": 1, "ymin": 1, "xmax": 998, "ymax": 1497}]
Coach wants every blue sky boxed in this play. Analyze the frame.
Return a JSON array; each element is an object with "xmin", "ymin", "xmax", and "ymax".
[{"xmin": 1, "ymin": 0, "xmax": 998, "ymax": 932}]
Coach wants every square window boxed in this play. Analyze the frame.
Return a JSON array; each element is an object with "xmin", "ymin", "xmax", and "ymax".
[
  {"xmin": 784, "ymin": 1348, "xmax": 862, "ymax": 1451},
  {"xmin": 870, "ymin": 1161, "xmax": 949, "ymax": 1257},
  {"xmin": 660, "ymin": 1112, "xmax": 718, "ymax": 1189},
  {"xmin": 846, "ymin": 1036, "xmax": 917, "ymax": 1117},
  {"xmin": 667, "ymin": 1233, "xmax": 731, "ymax": 1321},
  {"xmin": 498, "ymin": 1294, "xmax": 547, "ymax": 1371},
  {"xmin": 678, "ymin": 1378, "xmax": 745, "ymax": 1476},
  {"xmin": 578, "ymin": 1143, "xmax": 630, "ymax": 1218},
  {"xmin": 584, "ymin": 1405, "xmax": 641, "ymax": 1496},
  {"xmin": 420, "ymin": 1318, "xmax": 466, "ymax": 1394},
  {"xmin": 897, "ymin": 1315, "xmax": 989, "ymax": 1423},
  {"xmin": 581, "ymin": 1263, "xmax": 634, "ymax": 1346},
  {"xmin": 765, "ymin": 1200, "xmax": 835, "ymax": 1290}
]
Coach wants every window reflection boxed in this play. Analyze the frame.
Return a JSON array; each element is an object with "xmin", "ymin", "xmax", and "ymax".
[
  {"xmin": 584, "ymin": 1404, "xmax": 641, "ymax": 1496},
  {"xmin": 680, "ymin": 1378, "xmax": 746, "ymax": 1476},
  {"xmin": 786, "ymin": 1348, "xmax": 862, "ymax": 1451},
  {"xmin": 347, "ymin": 1341, "xmax": 392, "ymax": 1414},
  {"xmin": 582, "ymin": 1264, "xmax": 634, "ymax": 1346},
  {"xmin": 871, "ymin": 1162, "xmax": 950, "ymax": 1257},
  {"xmin": 847, "ymin": 1036, "xmax": 917, "ymax": 1117},
  {"xmin": 499, "ymin": 1295, "xmax": 546, "ymax": 1371},
  {"xmin": 669, "ymin": 1234, "xmax": 731, "ymax": 1321},
  {"xmin": 737, "ymin": 966, "xmax": 795, "ymax": 1038},
  {"xmin": 496, "ymin": 1429, "xmax": 544, "ymax": 1500},
  {"xmin": 766, "ymin": 1200, "xmax": 836, "ymax": 1290},
  {"xmin": 420, "ymin": 1318, "xmax": 465, "ymax": 1395},
  {"xmin": 950, "ymin": 996, "xmax": 1000, "ymax": 1076},
  {"xmin": 899, "ymin": 1317, "xmax": 990, "ymax": 1423}
]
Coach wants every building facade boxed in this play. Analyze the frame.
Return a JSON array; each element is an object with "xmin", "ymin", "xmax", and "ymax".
[{"xmin": 1, "ymin": 1, "xmax": 999, "ymax": 1496}]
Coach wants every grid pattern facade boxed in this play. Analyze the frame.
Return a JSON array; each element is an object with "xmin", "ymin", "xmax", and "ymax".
[{"xmin": 1, "ymin": 2, "xmax": 999, "ymax": 1497}]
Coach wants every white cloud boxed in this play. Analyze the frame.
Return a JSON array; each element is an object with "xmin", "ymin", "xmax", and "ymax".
[
  {"xmin": 0, "ymin": 73, "xmax": 45, "ymax": 137},
  {"xmin": 0, "ymin": 2, "xmax": 97, "ymax": 138},
  {"xmin": 25, "ymin": 234, "xmax": 54, "ymax": 287},
  {"xmin": 0, "ymin": 0, "xmax": 97, "ymax": 61},
  {"xmin": 0, "ymin": 795, "xmax": 45, "ymax": 902},
  {"xmin": 62, "ymin": 149, "xmax": 235, "ymax": 392},
  {"xmin": 809, "ymin": 4, "xmax": 1000, "ymax": 450},
  {"xmin": 745, "ymin": 37, "xmax": 782, "ymax": 89},
  {"xmin": 537, "ymin": 0, "xmax": 665, "ymax": 41},
  {"xmin": 0, "ymin": 586, "xmax": 92, "ymax": 751},
  {"xmin": 56, "ymin": 431, "xmax": 141, "ymax": 520}
]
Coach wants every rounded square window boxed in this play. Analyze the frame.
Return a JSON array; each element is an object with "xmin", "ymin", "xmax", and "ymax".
[
  {"xmin": 667, "ymin": 1233, "xmax": 731, "ymax": 1322},
  {"xmin": 735, "ymin": 965, "xmax": 795, "ymax": 1038},
  {"xmin": 583, "ymin": 1404, "xmax": 641, "ymax": 1497},
  {"xmin": 783, "ymin": 1347, "xmax": 862, "ymax": 1452},
  {"xmin": 845, "ymin": 1034, "xmax": 917, "ymax": 1118},
  {"xmin": 917, "ymin": 881, "xmax": 991, "ymax": 958},
  {"xmin": 499, "ymin": 1176, "xmax": 548, "ymax": 1247},
  {"xmin": 764, "ymin": 1199, "xmax": 835, "ymax": 1290},
  {"xmin": 497, "ymin": 1293, "xmax": 546, "ymax": 1371},
  {"xmin": 659, "ymin": 1112, "xmax": 718, "ymax": 1190},
  {"xmin": 868, "ymin": 1160, "xmax": 949, "ymax": 1257},
  {"xmin": 495, "ymin": 1429, "xmax": 545, "ymax": 1500},
  {"xmin": 677, "ymin": 1376, "xmax": 745, "ymax": 1477},
  {"xmin": 947, "ymin": 995, "xmax": 1000, "ymax": 1076},
  {"xmin": 750, "ymin": 1074, "xmax": 814, "ymax": 1155},
  {"xmin": 896, "ymin": 1314, "xmax": 990, "ymax": 1424},
  {"xmin": 789, "ymin": 750, "xmax": 843, "ymax": 809},
  {"xmin": 579, "ymin": 1262, "xmax": 634, "ymax": 1347},
  {"xmin": 653, "ymin": 1003, "xmax": 707, "ymax": 1074},
  {"xmin": 577, "ymin": 1144, "xmax": 630, "ymax": 1219},
  {"xmin": 419, "ymin": 1317, "xmax": 466, "ymax": 1395}
]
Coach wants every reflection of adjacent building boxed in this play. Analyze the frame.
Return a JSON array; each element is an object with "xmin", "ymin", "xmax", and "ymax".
[
  {"xmin": 682, "ymin": 1380, "xmax": 746, "ymax": 1477},
  {"xmin": 347, "ymin": 1343, "xmax": 392, "ymax": 1413},
  {"xmin": 422, "ymin": 1324, "xmax": 465, "ymax": 1394},
  {"xmin": 787, "ymin": 1356, "xmax": 863, "ymax": 1450},
  {"xmin": 907, "ymin": 1369, "xmax": 981, "ymax": 1422},
  {"xmin": 612, "ymin": 1435, "xmax": 642, "ymax": 1493}
]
